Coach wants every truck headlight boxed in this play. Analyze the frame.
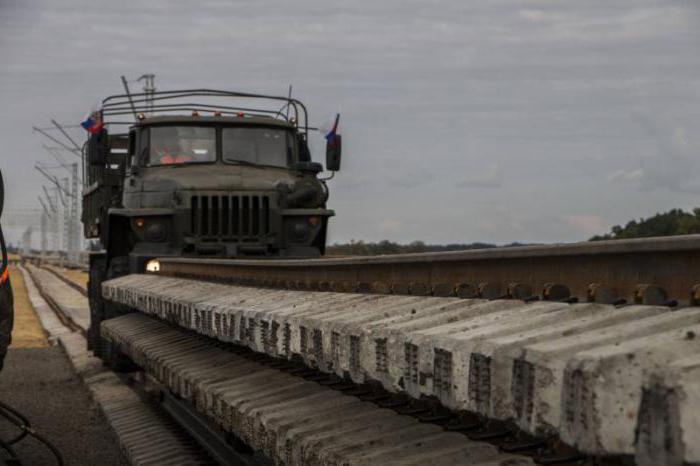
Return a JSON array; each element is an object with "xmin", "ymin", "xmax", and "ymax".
[{"xmin": 146, "ymin": 259, "xmax": 160, "ymax": 273}]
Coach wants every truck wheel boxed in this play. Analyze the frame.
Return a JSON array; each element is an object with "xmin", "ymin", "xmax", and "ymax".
[
  {"xmin": 93, "ymin": 256, "xmax": 130, "ymax": 361},
  {"xmin": 87, "ymin": 255, "xmax": 107, "ymax": 352},
  {"xmin": 104, "ymin": 256, "xmax": 130, "ymax": 320}
]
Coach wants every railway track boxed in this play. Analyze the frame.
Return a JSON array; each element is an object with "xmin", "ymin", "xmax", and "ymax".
[
  {"xmin": 24, "ymin": 234, "xmax": 700, "ymax": 465},
  {"xmin": 103, "ymin": 313, "xmax": 534, "ymax": 466},
  {"xmin": 98, "ymin": 234, "xmax": 700, "ymax": 466},
  {"xmin": 26, "ymin": 263, "xmax": 535, "ymax": 465},
  {"xmin": 20, "ymin": 264, "xmax": 215, "ymax": 465}
]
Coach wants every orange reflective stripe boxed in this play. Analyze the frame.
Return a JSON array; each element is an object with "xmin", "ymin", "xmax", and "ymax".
[{"xmin": 0, "ymin": 268, "xmax": 7, "ymax": 285}]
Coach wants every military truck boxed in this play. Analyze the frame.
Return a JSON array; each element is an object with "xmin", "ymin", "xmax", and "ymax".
[{"xmin": 82, "ymin": 89, "xmax": 341, "ymax": 353}]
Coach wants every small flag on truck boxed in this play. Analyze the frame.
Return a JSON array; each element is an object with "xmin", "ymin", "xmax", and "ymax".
[
  {"xmin": 80, "ymin": 110, "xmax": 104, "ymax": 134},
  {"xmin": 325, "ymin": 113, "xmax": 340, "ymax": 143}
]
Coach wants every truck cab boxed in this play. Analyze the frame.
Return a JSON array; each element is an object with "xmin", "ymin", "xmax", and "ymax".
[{"xmin": 82, "ymin": 89, "xmax": 341, "ymax": 354}]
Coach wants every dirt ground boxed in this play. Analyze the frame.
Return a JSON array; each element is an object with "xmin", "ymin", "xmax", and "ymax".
[
  {"xmin": 0, "ymin": 347, "xmax": 129, "ymax": 465},
  {"xmin": 8, "ymin": 265, "xmax": 48, "ymax": 349},
  {"xmin": 45, "ymin": 265, "xmax": 88, "ymax": 290},
  {"xmin": 0, "ymin": 264, "xmax": 126, "ymax": 465}
]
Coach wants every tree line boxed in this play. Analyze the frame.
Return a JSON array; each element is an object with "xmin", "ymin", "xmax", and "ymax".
[
  {"xmin": 326, "ymin": 240, "xmax": 527, "ymax": 256},
  {"xmin": 589, "ymin": 208, "xmax": 700, "ymax": 241},
  {"xmin": 328, "ymin": 208, "xmax": 700, "ymax": 255}
]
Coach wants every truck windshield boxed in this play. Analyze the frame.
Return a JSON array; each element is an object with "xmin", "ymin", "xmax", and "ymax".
[
  {"xmin": 148, "ymin": 126, "xmax": 216, "ymax": 166},
  {"xmin": 222, "ymin": 127, "xmax": 292, "ymax": 168}
]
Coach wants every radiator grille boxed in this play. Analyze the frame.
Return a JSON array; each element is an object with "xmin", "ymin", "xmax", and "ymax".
[{"xmin": 190, "ymin": 194, "xmax": 272, "ymax": 241}]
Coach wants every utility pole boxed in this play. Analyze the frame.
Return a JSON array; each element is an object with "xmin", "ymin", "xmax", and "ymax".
[
  {"xmin": 32, "ymin": 126, "xmax": 81, "ymax": 157},
  {"xmin": 51, "ymin": 188, "xmax": 60, "ymax": 253},
  {"xmin": 34, "ymin": 120, "xmax": 84, "ymax": 260},
  {"xmin": 21, "ymin": 227, "xmax": 32, "ymax": 256},
  {"xmin": 50, "ymin": 119, "xmax": 83, "ymax": 154},
  {"xmin": 62, "ymin": 177, "xmax": 70, "ymax": 258},
  {"xmin": 40, "ymin": 149, "xmax": 81, "ymax": 255},
  {"xmin": 35, "ymin": 157, "xmax": 80, "ymax": 261},
  {"xmin": 42, "ymin": 185, "xmax": 59, "ymax": 254},
  {"xmin": 40, "ymin": 212, "xmax": 48, "ymax": 256},
  {"xmin": 122, "ymin": 73, "xmax": 157, "ymax": 116},
  {"xmin": 69, "ymin": 162, "xmax": 80, "ymax": 259},
  {"xmin": 138, "ymin": 74, "xmax": 156, "ymax": 114},
  {"xmin": 35, "ymin": 166, "xmax": 70, "ymax": 261},
  {"xmin": 38, "ymin": 195, "xmax": 52, "ymax": 256}
]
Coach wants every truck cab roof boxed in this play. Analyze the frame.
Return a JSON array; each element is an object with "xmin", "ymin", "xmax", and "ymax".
[
  {"xmin": 101, "ymin": 88, "xmax": 312, "ymax": 136},
  {"xmin": 134, "ymin": 115, "xmax": 297, "ymax": 129}
]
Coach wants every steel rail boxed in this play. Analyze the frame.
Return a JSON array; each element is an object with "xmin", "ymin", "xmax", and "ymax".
[
  {"xmin": 103, "ymin": 313, "xmax": 544, "ymax": 466},
  {"xmin": 103, "ymin": 273, "xmax": 700, "ymax": 464},
  {"xmin": 24, "ymin": 264, "xmax": 85, "ymax": 336},
  {"xmin": 38, "ymin": 264, "xmax": 87, "ymax": 297},
  {"xmin": 157, "ymin": 234, "xmax": 700, "ymax": 306}
]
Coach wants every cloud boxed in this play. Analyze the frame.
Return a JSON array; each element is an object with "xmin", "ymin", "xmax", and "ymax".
[
  {"xmin": 610, "ymin": 118, "xmax": 700, "ymax": 194},
  {"xmin": 608, "ymin": 168, "xmax": 643, "ymax": 183},
  {"xmin": 379, "ymin": 218, "xmax": 402, "ymax": 235},
  {"xmin": 637, "ymin": 125, "xmax": 700, "ymax": 194},
  {"xmin": 566, "ymin": 215, "xmax": 605, "ymax": 236},
  {"xmin": 455, "ymin": 162, "xmax": 502, "ymax": 189},
  {"xmin": 2, "ymin": 0, "xmax": 700, "ymax": 247}
]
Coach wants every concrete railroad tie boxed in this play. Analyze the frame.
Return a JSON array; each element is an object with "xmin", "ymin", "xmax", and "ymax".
[
  {"xmin": 102, "ymin": 313, "xmax": 532, "ymax": 466},
  {"xmin": 102, "ymin": 274, "xmax": 700, "ymax": 465}
]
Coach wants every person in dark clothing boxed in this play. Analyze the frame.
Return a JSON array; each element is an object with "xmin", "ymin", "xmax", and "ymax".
[{"xmin": 0, "ymin": 170, "xmax": 13, "ymax": 371}]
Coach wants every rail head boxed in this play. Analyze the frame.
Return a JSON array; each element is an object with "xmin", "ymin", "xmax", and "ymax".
[{"xmin": 159, "ymin": 234, "xmax": 700, "ymax": 268}]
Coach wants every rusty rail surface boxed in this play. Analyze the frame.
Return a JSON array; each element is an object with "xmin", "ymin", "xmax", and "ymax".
[{"xmin": 157, "ymin": 234, "xmax": 700, "ymax": 306}]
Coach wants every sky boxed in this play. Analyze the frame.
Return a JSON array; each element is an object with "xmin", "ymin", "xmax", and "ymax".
[{"xmin": 1, "ymin": 0, "xmax": 699, "ymax": 246}]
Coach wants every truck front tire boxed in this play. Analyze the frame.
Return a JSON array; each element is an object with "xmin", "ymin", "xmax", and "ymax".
[{"xmin": 89, "ymin": 255, "xmax": 129, "ymax": 361}]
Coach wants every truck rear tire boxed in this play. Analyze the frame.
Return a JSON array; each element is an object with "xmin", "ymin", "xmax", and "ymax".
[
  {"xmin": 87, "ymin": 255, "xmax": 106, "ymax": 352},
  {"xmin": 90, "ymin": 256, "xmax": 130, "ymax": 361}
]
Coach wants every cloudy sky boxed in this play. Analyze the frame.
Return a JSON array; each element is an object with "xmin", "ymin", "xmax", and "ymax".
[{"xmin": 1, "ymin": 0, "xmax": 699, "ymax": 246}]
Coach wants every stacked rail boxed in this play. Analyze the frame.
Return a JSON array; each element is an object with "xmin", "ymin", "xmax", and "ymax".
[
  {"xmin": 103, "ymin": 313, "xmax": 531, "ymax": 466},
  {"xmin": 102, "ymin": 272, "xmax": 700, "ymax": 465},
  {"xmin": 156, "ymin": 234, "xmax": 700, "ymax": 306}
]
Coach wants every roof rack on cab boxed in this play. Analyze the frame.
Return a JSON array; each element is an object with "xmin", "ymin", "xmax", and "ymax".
[{"xmin": 100, "ymin": 89, "xmax": 310, "ymax": 135}]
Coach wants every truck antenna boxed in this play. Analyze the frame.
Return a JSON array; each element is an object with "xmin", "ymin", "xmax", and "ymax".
[{"xmin": 120, "ymin": 75, "xmax": 139, "ymax": 119}]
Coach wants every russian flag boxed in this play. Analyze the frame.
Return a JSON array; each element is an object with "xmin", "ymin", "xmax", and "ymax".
[
  {"xmin": 81, "ymin": 110, "xmax": 104, "ymax": 134},
  {"xmin": 325, "ymin": 113, "xmax": 340, "ymax": 143}
]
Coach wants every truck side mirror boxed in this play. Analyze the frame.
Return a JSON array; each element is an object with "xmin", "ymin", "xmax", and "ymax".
[
  {"xmin": 297, "ymin": 134, "xmax": 311, "ymax": 162},
  {"xmin": 325, "ymin": 135, "xmax": 342, "ymax": 171}
]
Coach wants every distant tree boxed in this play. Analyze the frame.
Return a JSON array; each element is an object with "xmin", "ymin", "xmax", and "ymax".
[
  {"xmin": 590, "ymin": 208, "xmax": 700, "ymax": 241},
  {"xmin": 326, "ymin": 240, "xmax": 506, "ymax": 256}
]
